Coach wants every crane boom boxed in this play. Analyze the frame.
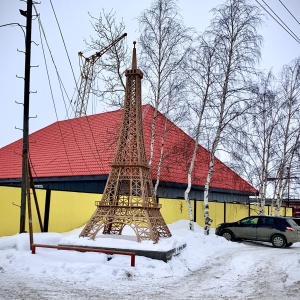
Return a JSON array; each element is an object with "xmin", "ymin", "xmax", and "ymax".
[{"xmin": 74, "ymin": 33, "xmax": 127, "ymax": 117}]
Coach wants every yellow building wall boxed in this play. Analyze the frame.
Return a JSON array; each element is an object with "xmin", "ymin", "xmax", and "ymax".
[
  {"xmin": 0, "ymin": 186, "xmax": 295, "ymax": 236},
  {"xmin": 196, "ymin": 201, "xmax": 205, "ymax": 227},
  {"xmin": 0, "ymin": 186, "xmax": 46, "ymax": 236},
  {"xmin": 27, "ymin": 189, "xmax": 46, "ymax": 233},
  {"xmin": 206, "ymin": 202, "xmax": 225, "ymax": 228},
  {"xmin": 0, "ymin": 187, "xmax": 21, "ymax": 236},
  {"xmin": 160, "ymin": 198, "xmax": 192, "ymax": 224},
  {"xmin": 48, "ymin": 191, "xmax": 100, "ymax": 232},
  {"xmin": 268, "ymin": 205, "xmax": 291, "ymax": 217},
  {"xmin": 226, "ymin": 203, "xmax": 249, "ymax": 222}
]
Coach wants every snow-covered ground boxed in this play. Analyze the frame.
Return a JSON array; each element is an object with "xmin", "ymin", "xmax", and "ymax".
[{"xmin": 1, "ymin": 220, "xmax": 300, "ymax": 300}]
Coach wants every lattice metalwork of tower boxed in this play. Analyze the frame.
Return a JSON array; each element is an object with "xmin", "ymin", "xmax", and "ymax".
[{"xmin": 79, "ymin": 42, "xmax": 172, "ymax": 243}]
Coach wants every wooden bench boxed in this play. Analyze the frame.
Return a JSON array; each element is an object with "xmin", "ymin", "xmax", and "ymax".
[{"xmin": 31, "ymin": 244, "xmax": 135, "ymax": 267}]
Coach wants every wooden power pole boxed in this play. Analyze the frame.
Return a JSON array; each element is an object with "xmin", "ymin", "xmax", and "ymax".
[{"xmin": 20, "ymin": 0, "xmax": 33, "ymax": 233}]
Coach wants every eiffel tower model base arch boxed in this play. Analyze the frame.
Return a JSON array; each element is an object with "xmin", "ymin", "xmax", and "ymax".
[
  {"xmin": 80, "ymin": 203, "xmax": 171, "ymax": 242},
  {"xmin": 80, "ymin": 42, "xmax": 171, "ymax": 243}
]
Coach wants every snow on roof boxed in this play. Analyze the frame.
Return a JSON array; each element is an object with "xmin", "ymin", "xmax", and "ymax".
[{"xmin": 0, "ymin": 104, "xmax": 256, "ymax": 193}]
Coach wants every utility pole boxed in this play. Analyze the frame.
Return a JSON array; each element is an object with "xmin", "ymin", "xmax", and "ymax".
[{"xmin": 20, "ymin": 0, "xmax": 33, "ymax": 233}]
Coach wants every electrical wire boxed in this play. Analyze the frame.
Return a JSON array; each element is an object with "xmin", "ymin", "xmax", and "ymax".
[
  {"xmin": 35, "ymin": 4, "xmax": 101, "ymax": 175},
  {"xmin": 36, "ymin": 0, "xmax": 130, "ymax": 177},
  {"xmin": 260, "ymin": 0, "xmax": 300, "ymax": 42},
  {"xmin": 49, "ymin": 0, "xmax": 80, "ymax": 103},
  {"xmin": 66, "ymin": 75, "xmax": 81, "ymax": 119},
  {"xmin": 255, "ymin": 0, "xmax": 300, "ymax": 44},
  {"xmin": 278, "ymin": 0, "xmax": 300, "ymax": 27},
  {"xmin": 37, "ymin": 14, "xmax": 92, "ymax": 174},
  {"xmin": 35, "ymin": 4, "xmax": 75, "ymax": 176},
  {"xmin": 36, "ymin": 4, "xmax": 106, "ymax": 174},
  {"xmin": 33, "ymin": 7, "xmax": 73, "ymax": 109}
]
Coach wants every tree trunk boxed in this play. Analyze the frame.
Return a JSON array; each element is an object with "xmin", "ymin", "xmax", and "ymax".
[
  {"xmin": 154, "ymin": 114, "xmax": 167, "ymax": 196},
  {"xmin": 184, "ymin": 172, "xmax": 195, "ymax": 231},
  {"xmin": 203, "ymin": 154, "xmax": 215, "ymax": 235},
  {"xmin": 149, "ymin": 103, "xmax": 159, "ymax": 166}
]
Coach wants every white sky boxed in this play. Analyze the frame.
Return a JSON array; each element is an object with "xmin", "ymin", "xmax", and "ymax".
[
  {"xmin": 0, "ymin": 0, "xmax": 300, "ymax": 148},
  {"xmin": 1, "ymin": 220, "xmax": 300, "ymax": 299}
]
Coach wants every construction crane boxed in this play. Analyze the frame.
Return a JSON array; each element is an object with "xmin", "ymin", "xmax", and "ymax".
[{"xmin": 74, "ymin": 33, "xmax": 127, "ymax": 117}]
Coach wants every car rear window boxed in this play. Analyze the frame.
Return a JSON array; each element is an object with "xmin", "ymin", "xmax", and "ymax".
[
  {"xmin": 274, "ymin": 218, "xmax": 289, "ymax": 227},
  {"xmin": 289, "ymin": 218, "xmax": 300, "ymax": 226}
]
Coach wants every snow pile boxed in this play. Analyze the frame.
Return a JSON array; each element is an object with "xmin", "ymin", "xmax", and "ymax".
[
  {"xmin": 59, "ymin": 228, "xmax": 186, "ymax": 252},
  {"xmin": 1, "ymin": 220, "xmax": 300, "ymax": 299}
]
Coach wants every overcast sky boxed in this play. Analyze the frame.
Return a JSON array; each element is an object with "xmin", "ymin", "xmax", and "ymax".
[{"xmin": 0, "ymin": 0, "xmax": 300, "ymax": 148}]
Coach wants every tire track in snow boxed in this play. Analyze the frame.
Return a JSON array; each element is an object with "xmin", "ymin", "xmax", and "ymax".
[
  {"xmin": 1, "ymin": 243, "xmax": 300, "ymax": 300},
  {"xmin": 131, "ymin": 244, "xmax": 300, "ymax": 300}
]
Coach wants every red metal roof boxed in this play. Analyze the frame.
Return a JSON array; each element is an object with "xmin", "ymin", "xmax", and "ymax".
[{"xmin": 0, "ymin": 104, "xmax": 257, "ymax": 193}]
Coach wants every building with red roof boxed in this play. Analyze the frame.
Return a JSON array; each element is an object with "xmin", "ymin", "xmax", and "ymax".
[{"xmin": 0, "ymin": 104, "xmax": 257, "ymax": 201}]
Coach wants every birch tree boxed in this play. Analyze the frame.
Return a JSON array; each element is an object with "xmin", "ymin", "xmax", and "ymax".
[
  {"xmin": 229, "ymin": 71, "xmax": 280, "ymax": 215},
  {"xmin": 273, "ymin": 57, "xmax": 300, "ymax": 215},
  {"xmin": 153, "ymin": 76, "xmax": 187, "ymax": 196},
  {"xmin": 202, "ymin": 0, "xmax": 262, "ymax": 235},
  {"xmin": 84, "ymin": 10, "xmax": 130, "ymax": 108},
  {"xmin": 184, "ymin": 35, "xmax": 217, "ymax": 231},
  {"xmin": 138, "ymin": 0, "xmax": 191, "ymax": 167}
]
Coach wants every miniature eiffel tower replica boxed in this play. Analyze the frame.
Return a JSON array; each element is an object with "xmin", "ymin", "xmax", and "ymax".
[{"xmin": 80, "ymin": 42, "xmax": 171, "ymax": 243}]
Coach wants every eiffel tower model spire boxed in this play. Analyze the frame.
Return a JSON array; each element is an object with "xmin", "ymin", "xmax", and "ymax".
[{"xmin": 80, "ymin": 42, "xmax": 171, "ymax": 242}]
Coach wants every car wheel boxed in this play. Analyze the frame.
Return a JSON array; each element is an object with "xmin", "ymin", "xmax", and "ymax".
[
  {"xmin": 221, "ymin": 230, "xmax": 234, "ymax": 241},
  {"xmin": 286, "ymin": 243, "xmax": 293, "ymax": 248},
  {"xmin": 271, "ymin": 234, "xmax": 287, "ymax": 248}
]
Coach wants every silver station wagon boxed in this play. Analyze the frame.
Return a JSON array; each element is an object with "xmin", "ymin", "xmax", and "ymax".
[{"xmin": 215, "ymin": 216, "xmax": 300, "ymax": 248}]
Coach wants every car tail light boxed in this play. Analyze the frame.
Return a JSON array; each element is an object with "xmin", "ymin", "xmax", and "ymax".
[{"xmin": 286, "ymin": 227, "xmax": 295, "ymax": 232}]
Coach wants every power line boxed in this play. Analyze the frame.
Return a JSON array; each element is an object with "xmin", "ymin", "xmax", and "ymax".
[
  {"xmin": 261, "ymin": 0, "xmax": 300, "ymax": 43},
  {"xmin": 278, "ymin": 0, "xmax": 300, "ymax": 27},
  {"xmin": 255, "ymin": 0, "xmax": 300, "ymax": 45},
  {"xmin": 33, "ymin": 5, "xmax": 73, "ymax": 109},
  {"xmin": 35, "ymin": 4, "xmax": 75, "ymax": 176},
  {"xmin": 37, "ymin": 9, "xmax": 93, "ymax": 174},
  {"xmin": 34, "ymin": 4, "xmax": 106, "ymax": 174},
  {"xmin": 47, "ymin": 2, "xmax": 114, "ymax": 172},
  {"xmin": 49, "ymin": 0, "xmax": 80, "ymax": 105},
  {"xmin": 35, "ymin": 5, "xmax": 101, "ymax": 176},
  {"xmin": 0, "ymin": 23, "xmax": 26, "ymax": 39}
]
